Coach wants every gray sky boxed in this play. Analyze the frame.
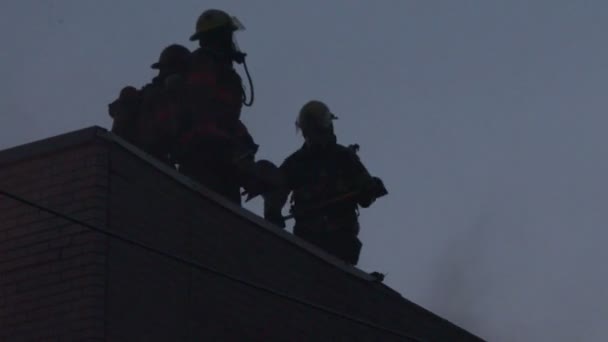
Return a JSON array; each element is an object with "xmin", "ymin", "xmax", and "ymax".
[{"xmin": 2, "ymin": 1, "xmax": 607, "ymax": 340}]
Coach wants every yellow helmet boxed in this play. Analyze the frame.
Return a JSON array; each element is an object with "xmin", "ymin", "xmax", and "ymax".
[
  {"xmin": 189, "ymin": 9, "xmax": 245, "ymax": 41},
  {"xmin": 296, "ymin": 100, "xmax": 338, "ymax": 134}
]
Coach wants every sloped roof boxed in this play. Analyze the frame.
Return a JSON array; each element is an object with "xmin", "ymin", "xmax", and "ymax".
[{"xmin": 0, "ymin": 126, "xmax": 484, "ymax": 341}]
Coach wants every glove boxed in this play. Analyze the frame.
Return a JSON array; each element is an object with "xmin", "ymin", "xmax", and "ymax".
[
  {"xmin": 357, "ymin": 177, "xmax": 387, "ymax": 208},
  {"xmin": 262, "ymin": 183, "xmax": 288, "ymax": 229}
]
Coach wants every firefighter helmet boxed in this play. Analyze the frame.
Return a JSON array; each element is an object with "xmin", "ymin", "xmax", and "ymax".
[
  {"xmin": 150, "ymin": 44, "xmax": 191, "ymax": 69},
  {"xmin": 296, "ymin": 100, "xmax": 338, "ymax": 134},
  {"xmin": 189, "ymin": 9, "xmax": 245, "ymax": 41}
]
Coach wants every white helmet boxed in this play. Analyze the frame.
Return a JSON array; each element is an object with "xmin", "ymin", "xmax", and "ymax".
[{"xmin": 296, "ymin": 100, "xmax": 338, "ymax": 133}]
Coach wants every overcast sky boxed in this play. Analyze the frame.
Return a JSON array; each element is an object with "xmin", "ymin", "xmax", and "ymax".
[{"xmin": 2, "ymin": 1, "xmax": 608, "ymax": 340}]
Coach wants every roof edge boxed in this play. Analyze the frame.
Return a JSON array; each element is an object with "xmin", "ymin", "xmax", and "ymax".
[
  {"xmin": 0, "ymin": 126, "xmax": 105, "ymax": 166},
  {"xmin": 0, "ymin": 125, "xmax": 375, "ymax": 281},
  {"xmin": 98, "ymin": 130, "xmax": 485, "ymax": 339},
  {"xmin": 94, "ymin": 128, "xmax": 378, "ymax": 282},
  {"xmin": 0, "ymin": 125, "xmax": 484, "ymax": 339}
]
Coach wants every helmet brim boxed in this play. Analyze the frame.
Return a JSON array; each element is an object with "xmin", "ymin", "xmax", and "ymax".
[{"xmin": 189, "ymin": 33, "xmax": 202, "ymax": 41}]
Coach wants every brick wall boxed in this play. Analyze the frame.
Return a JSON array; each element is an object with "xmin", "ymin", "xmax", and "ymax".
[
  {"xmin": 0, "ymin": 127, "xmax": 484, "ymax": 341},
  {"xmin": 0, "ymin": 131, "xmax": 108, "ymax": 341}
]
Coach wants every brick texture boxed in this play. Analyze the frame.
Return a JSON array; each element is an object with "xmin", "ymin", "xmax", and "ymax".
[
  {"xmin": 0, "ymin": 136, "xmax": 107, "ymax": 341},
  {"xmin": 0, "ymin": 127, "xmax": 484, "ymax": 341}
]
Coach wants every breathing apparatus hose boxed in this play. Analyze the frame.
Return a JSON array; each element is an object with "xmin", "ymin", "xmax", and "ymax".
[
  {"xmin": 232, "ymin": 51, "xmax": 254, "ymax": 107},
  {"xmin": 241, "ymin": 58, "xmax": 255, "ymax": 107}
]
